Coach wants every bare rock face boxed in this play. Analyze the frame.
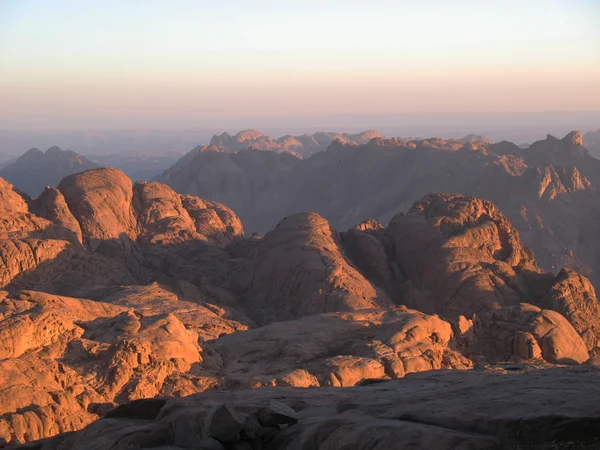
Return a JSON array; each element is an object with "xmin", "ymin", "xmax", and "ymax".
[
  {"xmin": 58, "ymin": 168, "xmax": 139, "ymax": 250},
  {"xmin": 232, "ymin": 212, "xmax": 390, "ymax": 324},
  {"xmin": 474, "ymin": 303, "xmax": 589, "ymax": 364},
  {"xmin": 0, "ymin": 288, "xmax": 240, "ymax": 443},
  {"xmin": 180, "ymin": 196, "xmax": 244, "ymax": 246},
  {"xmin": 2, "ymin": 168, "xmax": 600, "ymax": 447},
  {"xmin": 0, "ymin": 178, "xmax": 28, "ymax": 213},
  {"xmin": 213, "ymin": 307, "xmax": 470, "ymax": 389},
  {"xmin": 133, "ymin": 181, "xmax": 202, "ymax": 246},
  {"xmin": 30, "ymin": 187, "xmax": 83, "ymax": 244},
  {"xmin": 159, "ymin": 131, "xmax": 600, "ymax": 289},
  {"xmin": 0, "ymin": 168, "xmax": 247, "ymax": 298},
  {"xmin": 0, "ymin": 182, "xmax": 87, "ymax": 292},
  {"xmin": 101, "ymin": 283, "xmax": 250, "ymax": 341},
  {"xmin": 20, "ymin": 367, "xmax": 600, "ymax": 450},
  {"xmin": 383, "ymin": 194, "xmax": 540, "ymax": 317},
  {"xmin": 537, "ymin": 268, "xmax": 600, "ymax": 352},
  {"xmin": 0, "ymin": 191, "xmax": 138, "ymax": 297}
]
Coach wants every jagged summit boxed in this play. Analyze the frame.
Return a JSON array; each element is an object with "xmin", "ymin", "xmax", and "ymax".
[
  {"xmin": 563, "ymin": 130, "xmax": 584, "ymax": 147},
  {"xmin": 206, "ymin": 129, "xmax": 383, "ymax": 158},
  {"xmin": 158, "ymin": 131, "xmax": 600, "ymax": 286}
]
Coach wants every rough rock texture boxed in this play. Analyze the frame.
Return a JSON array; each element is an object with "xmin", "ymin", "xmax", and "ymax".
[
  {"xmin": 381, "ymin": 194, "xmax": 541, "ymax": 317},
  {"xmin": 232, "ymin": 212, "xmax": 390, "ymax": 324},
  {"xmin": 213, "ymin": 307, "xmax": 471, "ymax": 389},
  {"xmin": 58, "ymin": 168, "xmax": 139, "ymax": 249},
  {"xmin": 0, "ymin": 288, "xmax": 247, "ymax": 444},
  {"xmin": 0, "ymin": 146, "xmax": 100, "ymax": 198},
  {"xmin": 132, "ymin": 182, "xmax": 243, "ymax": 247},
  {"xmin": 159, "ymin": 131, "xmax": 600, "ymax": 289},
  {"xmin": 474, "ymin": 303, "xmax": 589, "ymax": 364},
  {"xmin": 0, "ymin": 168, "xmax": 246, "ymax": 297},
  {"xmin": 17, "ymin": 367, "xmax": 600, "ymax": 450},
  {"xmin": 1, "ymin": 169, "xmax": 599, "ymax": 446},
  {"xmin": 0, "ymin": 178, "xmax": 28, "ymax": 213},
  {"xmin": 537, "ymin": 268, "xmax": 600, "ymax": 352},
  {"xmin": 30, "ymin": 187, "xmax": 83, "ymax": 244}
]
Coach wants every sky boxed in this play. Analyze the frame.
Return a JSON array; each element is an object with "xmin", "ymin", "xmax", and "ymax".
[{"xmin": 0, "ymin": 0, "xmax": 599, "ymax": 129}]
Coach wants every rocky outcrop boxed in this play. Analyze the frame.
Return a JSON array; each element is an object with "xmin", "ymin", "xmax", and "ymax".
[
  {"xmin": 0, "ymin": 287, "xmax": 249, "ymax": 444},
  {"xmin": 232, "ymin": 212, "xmax": 390, "ymax": 324},
  {"xmin": 213, "ymin": 307, "xmax": 470, "ymax": 389},
  {"xmin": 58, "ymin": 168, "xmax": 139, "ymax": 249},
  {"xmin": 159, "ymin": 131, "xmax": 600, "ymax": 289},
  {"xmin": 0, "ymin": 178, "xmax": 28, "ymax": 213},
  {"xmin": 474, "ymin": 303, "xmax": 589, "ymax": 364},
  {"xmin": 1, "ymin": 170, "xmax": 600, "ymax": 446},
  {"xmin": 0, "ymin": 168, "xmax": 245, "ymax": 298},
  {"xmin": 29, "ymin": 187, "xmax": 83, "ymax": 244},
  {"xmin": 382, "ymin": 194, "xmax": 541, "ymax": 317},
  {"xmin": 537, "ymin": 268, "xmax": 600, "ymax": 353},
  {"xmin": 18, "ymin": 367, "xmax": 600, "ymax": 450}
]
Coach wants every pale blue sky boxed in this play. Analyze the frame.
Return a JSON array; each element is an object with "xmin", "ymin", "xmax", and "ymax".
[{"xmin": 0, "ymin": 0, "xmax": 599, "ymax": 128}]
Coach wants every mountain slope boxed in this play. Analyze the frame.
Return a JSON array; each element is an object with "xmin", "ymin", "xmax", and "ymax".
[
  {"xmin": 0, "ymin": 169, "xmax": 599, "ymax": 445},
  {"xmin": 158, "ymin": 131, "xmax": 600, "ymax": 287},
  {"xmin": 0, "ymin": 146, "xmax": 101, "ymax": 197}
]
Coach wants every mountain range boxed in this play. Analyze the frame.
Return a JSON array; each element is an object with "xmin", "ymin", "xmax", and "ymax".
[
  {"xmin": 0, "ymin": 165, "xmax": 599, "ymax": 448},
  {"xmin": 0, "ymin": 130, "xmax": 383, "ymax": 198},
  {"xmin": 208, "ymin": 129, "xmax": 382, "ymax": 158},
  {"xmin": 157, "ymin": 131, "xmax": 600, "ymax": 289}
]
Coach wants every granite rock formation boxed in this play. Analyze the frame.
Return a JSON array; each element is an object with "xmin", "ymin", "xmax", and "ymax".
[
  {"xmin": 13, "ymin": 367, "xmax": 600, "ymax": 450},
  {"xmin": 0, "ymin": 169, "xmax": 598, "ymax": 446},
  {"xmin": 158, "ymin": 131, "xmax": 600, "ymax": 289}
]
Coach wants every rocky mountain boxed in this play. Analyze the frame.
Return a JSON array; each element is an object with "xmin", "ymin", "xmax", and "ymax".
[
  {"xmin": 0, "ymin": 168, "xmax": 599, "ymax": 448},
  {"xmin": 158, "ymin": 131, "xmax": 600, "ymax": 288},
  {"xmin": 204, "ymin": 129, "xmax": 382, "ymax": 158},
  {"xmin": 0, "ymin": 147, "xmax": 100, "ymax": 198},
  {"xmin": 584, "ymin": 129, "xmax": 600, "ymax": 158}
]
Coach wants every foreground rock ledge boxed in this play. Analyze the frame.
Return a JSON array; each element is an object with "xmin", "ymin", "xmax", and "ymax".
[{"xmin": 12, "ymin": 366, "xmax": 600, "ymax": 450}]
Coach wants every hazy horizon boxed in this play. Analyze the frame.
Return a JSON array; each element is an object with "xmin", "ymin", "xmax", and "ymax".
[
  {"xmin": 1, "ymin": 111, "xmax": 598, "ymax": 159},
  {"xmin": 2, "ymin": 0, "xmax": 599, "ymax": 129}
]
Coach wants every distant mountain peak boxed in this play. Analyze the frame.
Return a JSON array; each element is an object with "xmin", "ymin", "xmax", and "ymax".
[
  {"xmin": 236, "ymin": 130, "xmax": 266, "ymax": 141},
  {"xmin": 21, "ymin": 147, "xmax": 44, "ymax": 159},
  {"xmin": 458, "ymin": 134, "xmax": 491, "ymax": 144},
  {"xmin": 206, "ymin": 129, "xmax": 384, "ymax": 158},
  {"xmin": 0, "ymin": 146, "xmax": 101, "ymax": 197},
  {"xmin": 45, "ymin": 145, "xmax": 63, "ymax": 155},
  {"xmin": 562, "ymin": 130, "xmax": 583, "ymax": 148}
]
